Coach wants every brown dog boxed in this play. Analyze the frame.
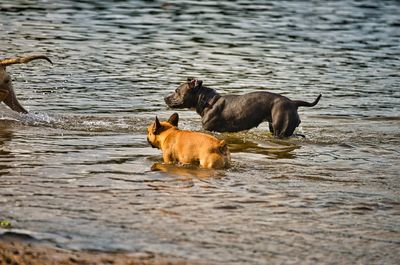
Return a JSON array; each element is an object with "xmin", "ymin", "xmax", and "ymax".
[
  {"xmin": 147, "ymin": 113, "xmax": 230, "ymax": 169},
  {"xmin": 0, "ymin": 55, "xmax": 52, "ymax": 113}
]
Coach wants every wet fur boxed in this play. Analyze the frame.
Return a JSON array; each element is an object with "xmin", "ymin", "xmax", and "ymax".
[
  {"xmin": 147, "ymin": 113, "xmax": 230, "ymax": 169},
  {"xmin": 164, "ymin": 78, "xmax": 321, "ymax": 138}
]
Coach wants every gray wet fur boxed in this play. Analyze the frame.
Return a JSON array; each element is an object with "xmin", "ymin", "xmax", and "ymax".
[{"xmin": 164, "ymin": 78, "xmax": 321, "ymax": 138}]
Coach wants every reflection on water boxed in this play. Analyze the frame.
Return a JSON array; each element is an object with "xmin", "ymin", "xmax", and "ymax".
[
  {"xmin": 1, "ymin": 0, "xmax": 400, "ymax": 264},
  {"xmin": 151, "ymin": 162, "xmax": 225, "ymax": 179},
  {"xmin": 0, "ymin": 125, "xmax": 14, "ymax": 176},
  {"xmin": 223, "ymin": 131, "xmax": 300, "ymax": 159}
]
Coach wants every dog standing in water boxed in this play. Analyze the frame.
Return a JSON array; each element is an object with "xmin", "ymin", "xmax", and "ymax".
[
  {"xmin": 147, "ymin": 113, "xmax": 230, "ymax": 169},
  {"xmin": 165, "ymin": 78, "xmax": 321, "ymax": 138},
  {"xmin": 0, "ymin": 55, "xmax": 52, "ymax": 113}
]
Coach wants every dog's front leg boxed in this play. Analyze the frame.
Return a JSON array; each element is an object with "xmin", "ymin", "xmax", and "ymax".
[
  {"xmin": 202, "ymin": 115, "xmax": 221, "ymax": 132},
  {"xmin": 201, "ymin": 103, "xmax": 224, "ymax": 132},
  {"xmin": 162, "ymin": 152, "xmax": 174, "ymax": 164},
  {"xmin": 0, "ymin": 90, "xmax": 9, "ymax": 102}
]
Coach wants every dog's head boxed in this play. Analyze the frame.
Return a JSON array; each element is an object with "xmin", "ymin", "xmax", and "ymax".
[
  {"xmin": 164, "ymin": 77, "xmax": 203, "ymax": 109},
  {"xmin": 0, "ymin": 55, "xmax": 52, "ymax": 113},
  {"xmin": 147, "ymin": 112, "xmax": 179, "ymax": 149}
]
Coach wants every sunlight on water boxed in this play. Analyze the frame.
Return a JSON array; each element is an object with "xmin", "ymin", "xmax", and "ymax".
[{"xmin": 1, "ymin": 1, "xmax": 399, "ymax": 264}]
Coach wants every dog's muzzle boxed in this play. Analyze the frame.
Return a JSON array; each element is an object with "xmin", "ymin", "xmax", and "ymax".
[{"xmin": 164, "ymin": 94, "xmax": 181, "ymax": 108}]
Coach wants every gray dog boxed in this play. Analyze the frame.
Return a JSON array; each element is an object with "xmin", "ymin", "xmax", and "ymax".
[{"xmin": 164, "ymin": 78, "xmax": 321, "ymax": 138}]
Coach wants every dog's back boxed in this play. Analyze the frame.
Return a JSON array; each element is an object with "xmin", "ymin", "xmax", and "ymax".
[{"xmin": 169, "ymin": 130, "xmax": 230, "ymax": 169}]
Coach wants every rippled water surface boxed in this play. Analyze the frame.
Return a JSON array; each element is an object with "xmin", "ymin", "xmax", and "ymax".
[{"xmin": 1, "ymin": 1, "xmax": 400, "ymax": 264}]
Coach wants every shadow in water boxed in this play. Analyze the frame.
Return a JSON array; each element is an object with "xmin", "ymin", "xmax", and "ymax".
[{"xmin": 221, "ymin": 132, "xmax": 301, "ymax": 159}]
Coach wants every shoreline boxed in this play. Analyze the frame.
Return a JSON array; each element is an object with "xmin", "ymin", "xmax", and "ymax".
[{"xmin": 0, "ymin": 237, "xmax": 206, "ymax": 265}]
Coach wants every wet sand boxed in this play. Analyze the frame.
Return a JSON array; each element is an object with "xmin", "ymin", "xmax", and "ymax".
[{"xmin": 0, "ymin": 238, "xmax": 205, "ymax": 265}]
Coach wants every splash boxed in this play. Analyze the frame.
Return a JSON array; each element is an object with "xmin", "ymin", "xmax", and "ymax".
[{"xmin": 0, "ymin": 105, "xmax": 149, "ymax": 133}]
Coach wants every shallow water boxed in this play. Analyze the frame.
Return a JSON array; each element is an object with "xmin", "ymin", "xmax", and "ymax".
[{"xmin": 1, "ymin": 0, "xmax": 400, "ymax": 264}]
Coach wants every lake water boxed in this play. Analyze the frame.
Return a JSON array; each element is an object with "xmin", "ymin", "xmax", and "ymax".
[{"xmin": 1, "ymin": 0, "xmax": 399, "ymax": 264}]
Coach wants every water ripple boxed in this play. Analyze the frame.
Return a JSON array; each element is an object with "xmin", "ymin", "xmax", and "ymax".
[{"xmin": 1, "ymin": 1, "xmax": 399, "ymax": 264}]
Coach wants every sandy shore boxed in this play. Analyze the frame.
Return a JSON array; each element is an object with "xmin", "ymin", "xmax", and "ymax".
[{"xmin": 0, "ymin": 238, "xmax": 205, "ymax": 265}]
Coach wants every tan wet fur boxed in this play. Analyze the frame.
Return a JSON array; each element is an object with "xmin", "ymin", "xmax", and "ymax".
[
  {"xmin": 0, "ymin": 55, "xmax": 53, "ymax": 113},
  {"xmin": 147, "ymin": 113, "xmax": 230, "ymax": 169}
]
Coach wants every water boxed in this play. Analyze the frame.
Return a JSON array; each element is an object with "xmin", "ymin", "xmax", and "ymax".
[{"xmin": 1, "ymin": 0, "xmax": 399, "ymax": 264}]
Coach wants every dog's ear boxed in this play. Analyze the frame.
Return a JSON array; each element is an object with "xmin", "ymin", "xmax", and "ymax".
[
  {"xmin": 187, "ymin": 77, "xmax": 195, "ymax": 82},
  {"xmin": 187, "ymin": 78, "xmax": 197, "ymax": 89},
  {"xmin": 153, "ymin": 116, "xmax": 162, "ymax": 134},
  {"xmin": 167, "ymin": 112, "xmax": 179, "ymax": 127},
  {"xmin": 195, "ymin": 79, "xmax": 203, "ymax": 88}
]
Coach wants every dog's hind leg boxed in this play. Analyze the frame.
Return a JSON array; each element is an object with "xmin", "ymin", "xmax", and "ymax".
[
  {"xmin": 162, "ymin": 152, "xmax": 174, "ymax": 164},
  {"xmin": 272, "ymin": 107, "xmax": 301, "ymax": 138},
  {"xmin": 271, "ymin": 114, "xmax": 286, "ymax": 138},
  {"xmin": 268, "ymin": 123, "xmax": 274, "ymax": 134},
  {"xmin": 281, "ymin": 116, "xmax": 300, "ymax": 138},
  {"xmin": 201, "ymin": 154, "xmax": 225, "ymax": 169}
]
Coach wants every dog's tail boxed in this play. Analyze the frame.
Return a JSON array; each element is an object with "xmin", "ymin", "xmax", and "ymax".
[
  {"xmin": 293, "ymin": 94, "xmax": 322, "ymax": 108},
  {"xmin": 0, "ymin": 55, "xmax": 53, "ymax": 66}
]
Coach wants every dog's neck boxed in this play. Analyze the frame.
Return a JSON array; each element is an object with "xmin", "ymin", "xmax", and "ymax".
[
  {"xmin": 194, "ymin": 86, "xmax": 221, "ymax": 116},
  {"xmin": 158, "ymin": 127, "xmax": 179, "ymax": 150}
]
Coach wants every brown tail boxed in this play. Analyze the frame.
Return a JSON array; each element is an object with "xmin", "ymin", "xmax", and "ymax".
[
  {"xmin": 0, "ymin": 55, "xmax": 53, "ymax": 66},
  {"xmin": 293, "ymin": 94, "xmax": 322, "ymax": 107}
]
